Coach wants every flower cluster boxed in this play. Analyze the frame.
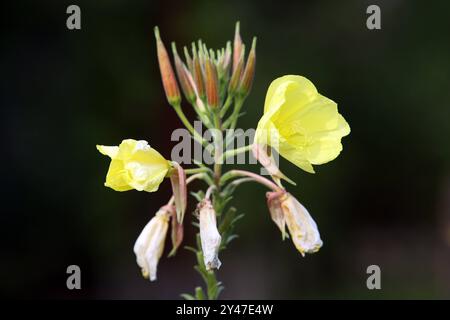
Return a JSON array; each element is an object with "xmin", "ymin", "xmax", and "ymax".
[{"xmin": 96, "ymin": 23, "xmax": 350, "ymax": 299}]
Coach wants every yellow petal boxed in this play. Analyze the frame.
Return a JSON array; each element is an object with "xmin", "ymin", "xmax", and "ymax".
[
  {"xmin": 96, "ymin": 145, "xmax": 119, "ymax": 159},
  {"xmin": 264, "ymin": 75, "xmax": 317, "ymax": 114},
  {"xmin": 279, "ymin": 143, "xmax": 315, "ymax": 174},
  {"xmin": 104, "ymin": 159, "xmax": 133, "ymax": 191}
]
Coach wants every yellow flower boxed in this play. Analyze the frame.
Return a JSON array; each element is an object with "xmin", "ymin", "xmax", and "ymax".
[
  {"xmin": 97, "ymin": 139, "xmax": 170, "ymax": 192},
  {"xmin": 255, "ymin": 75, "xmax": 350, "ymax": 173}
]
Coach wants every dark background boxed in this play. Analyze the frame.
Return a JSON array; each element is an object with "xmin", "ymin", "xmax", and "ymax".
[{"xmin": 2, "ymin": 0, "xmax": 450, "ymax": 299}]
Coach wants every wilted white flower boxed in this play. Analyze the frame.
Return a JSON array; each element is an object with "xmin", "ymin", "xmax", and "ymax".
[
  {"xmin": 267, "ymin": 192, "xmax": 323, "ymax": 256},
  {"xmin": 198, "ymin": 200, "xmax": 222, "ymax": 270},
  {"xmin": 133, "ymin": 206, "xmax": 171, "ymax": 281}
]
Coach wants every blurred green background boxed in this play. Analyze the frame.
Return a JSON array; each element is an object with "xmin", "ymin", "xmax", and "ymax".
[{"xmin": 2, "ymin": 0, "xmax": 450, "ymax": 299}]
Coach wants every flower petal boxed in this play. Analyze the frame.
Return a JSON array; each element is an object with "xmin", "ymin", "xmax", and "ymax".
[
  {"xmin": 96, "ymin": 145, "xmax": 119, "ymax": 159},
  {"xmin": 281, "ymin": 194, "xmax": 323, "ymax": 255},
  {"xmin": 198, "ymin": 200, "xmax": 222, "ymax": 270}
]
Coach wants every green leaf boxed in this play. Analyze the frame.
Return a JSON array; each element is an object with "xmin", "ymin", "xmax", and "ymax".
[
  {"xmin": 184, "ymin": 246, "xmax": 197, "ymax": 253},
  {"xmin": 230, "ymin": 213, "xmax": 245, "ymax": 225},
  {"xmin": 195, "ymin": 287, "xmax": 206, "ymax": 300},
  {"xmin": 194, "ymin": 266, "xmax": 209, "ymax": 285},
  {"xmin": 225, "ymin": 234, "xmax": 239, "ymax": 245},
  {"xmin": 216, "ymin": 285, "xmax": 225, "ymax": 299},
  {"xmin": 192, "ymin": 221, "xmax": 199, "ymax": 228},
  {"xmin": 180, "ymin": 293, "xmax": 195, "ymax": 300},
  {"xmin": 219, "ymin": 207, "xmax": 237, "ymax": 233},
  {"xmin": 191, "ymin": 190, "xmax": 205, "ymax": 202}
]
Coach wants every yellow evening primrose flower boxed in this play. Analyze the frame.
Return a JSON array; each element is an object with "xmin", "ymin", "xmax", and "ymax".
[
  {"xmin": 97, "ymin": 139, "xmax": 171, "ymax": 192},
  {"xmin": 255, "ymin": 75, "xmax": 350, "ymax": 173}
]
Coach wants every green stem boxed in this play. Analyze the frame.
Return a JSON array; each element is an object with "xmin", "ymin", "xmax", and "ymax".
[
  {"xmin": 194, "ymin": 235, "xmax": 223, "ymax": 300},
  {"xmin": 172, "ymin": 104, "xmax": 207, "ymax": 147},
  {"xmin": 201, "ymin": 108, "xmax": 224, "ymax": 299},
  {"xmin": 223, "ymin": 98, "xmax": 244, "ymax": 129},
  {"xmin": 212, "ymin": 110, "xmax": 223, "ymax": 188},
  {"xmin": 221, "ymin": 144, "xmax": 252, "ymax": 163},
  {"xmin": 185, "ymin": 167, "xmax": 211, "ymax": 175},
  {"xmin": 192, "ymin": 101, "xmax": 213, "ymax": 129},
  {"xmin": 220, "ymin": 95, "xmax": 233, "ymax": 118},
  {"xmin": 230, "ymin": 98, "xmax": 244, "ymax": 130},
  {"xmin": 220, "ymin": 169, "xmax": 282, "ymax": 191},
  {"xmin": 185, "ymin": 95, "xmax": 248, "ymax": 300}
]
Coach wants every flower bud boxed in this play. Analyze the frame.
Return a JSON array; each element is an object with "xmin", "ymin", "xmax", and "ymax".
[
  {"xmin": 172, "ymin": 43, "xmax": 197, "ymax": 104},
  {"xmin": 192, "ymin": 46, "xmax": 205, "ymax": 100},
  {"xmin": 154, "ymin": 26, "xmax": 181, "ymax": 106},
  {"xmin": 238, "ymin": 37, "xmax": 256, "ymax": 98},
  {"xmin": 216, "ymin": 42, "xmax": 231, "ymax": 84},
  {"xmin": 198, "ymin": 199, "xmax": 222, "ymax": 270},
  {"xmin": 232, "ymin": 21, "xmax": 243, "ymax": 74},
  {"xmin": 228, "ymin": 46, "xmax": 244, "ymax": 96},
  {"xmin": 222, "ymin": 41, "xmax": 232, "ymax": 74},
  {"xmin": 133, "ymin": 206, "xmax": 171, "ymax": 281},
  {"xmin": 183, "ymin": 46, "xmax": 193, "ymax": 71},
  {"xmin": 204, "ymin": 56, "xmax": 219, "ymax": 109}
]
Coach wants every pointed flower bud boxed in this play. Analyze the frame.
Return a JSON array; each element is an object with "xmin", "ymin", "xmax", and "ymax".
[
  {"xmin": 232, "ymin": 21, "xmax": 243, "ymax": 73},
  {"xmin": 169, "ymin": 162, "xmax": 187, "ymax": 224},
  {"xmin": 218, "ymin": 42, "xmax": 232, "ymax": 87},
  {"xmin": 183, "ymin": 46, "xmax": 193, "ymax": 71},
  {"xmin": 133, "ymin": 206, "xmax": 171, "ymax": 281},
  {"xmin": 238, "ymin": 37, "xmax": 256, "ymax": 98},
  {"xmin": 185, "ymin": 63, "xmax": 206, "ymax": 112},
  {"xmin": 154, "ymin": 26, "xmax": 181, "ymax": 106},
  {"xmin": 172, "ymin": 43, "xmax": 197, "ymax": 104},
  {"xmin": 192, "ymin": 50, "xmax": 205, "ymax": 99},
  {"xmin": 228, "ymin": 46, "xmax": 244, "ymax": 96},
  {"xmin": 198, "ymin": 199, "xmax": 222, "ymax": 270},
  {"xmin": 267, "ymin": 192, "xmax": 323, "ymax": 256},
  {"xmin": 223, "ymin": 41, "xmax": 232, "ymax": 72},
  {"xmin": 204, "ymin": 56, "xmax": 219, "ymax": 109}
]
